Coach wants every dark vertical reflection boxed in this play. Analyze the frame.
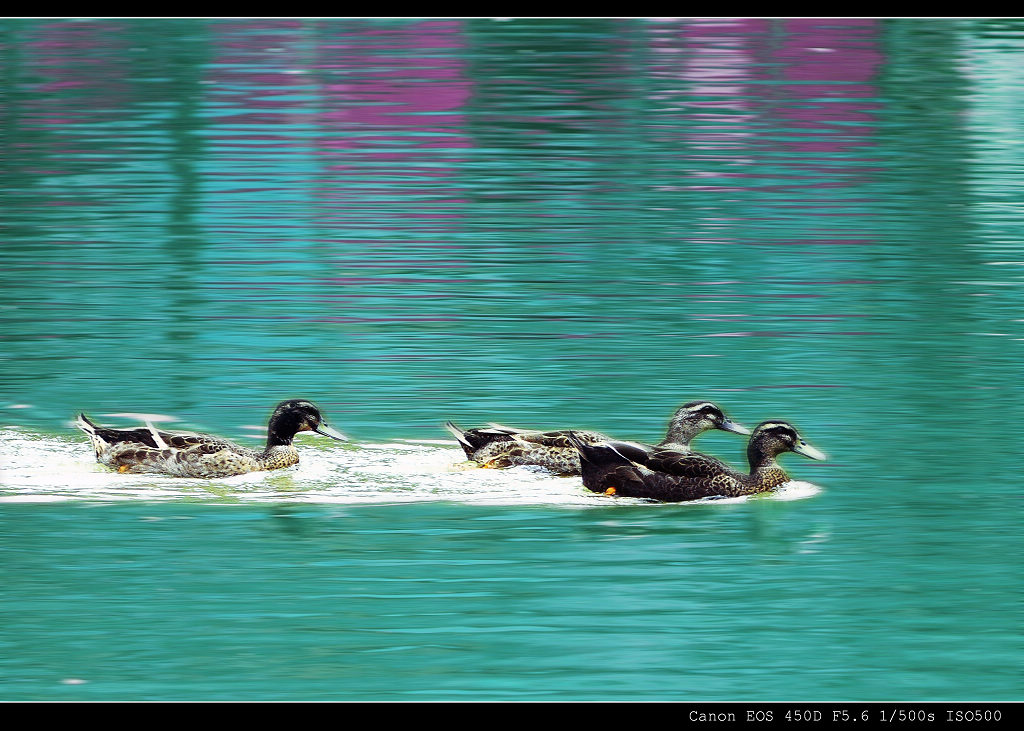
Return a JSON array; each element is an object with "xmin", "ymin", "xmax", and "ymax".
[
  {"xmin": 962, "ymin": 17, "xmax": 1024, "ymax": 395},
  {"xmin": 459, "ymin": 18, "xmax": 649, "ymax": 272},
  {"xmin": 159, "ymin": 22, "xmax": 208, "ymax": 404},
  {"xmin": 0, "ymin": 20, "xmax": 215, "ymax": 421},
  {"xmin": 1, "ymin": 20, "xmax": 148, "ymax": 422},
  {"xmin": 870, "ymin": 21, "xmax": 988, "ymax": 482},
  {"xmin": 305, "ymin": 19, "xmax": 474, "ymax": 428},
  {"xmin": 446, "ymin": 20, "xmax": 667, "ymax": 428}
]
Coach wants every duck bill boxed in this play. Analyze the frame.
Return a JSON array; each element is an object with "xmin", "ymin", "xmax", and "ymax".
[
  {"xmin": 721, "ymin": 418, "xmax": 751, "ymax": 436},
  {"xmin": 314, "ymin": 422, "xmax": 348, "ymax": 441},
  {"xmin": 793, "ymin": 440, "xmax": 826, "ymax": 461}
]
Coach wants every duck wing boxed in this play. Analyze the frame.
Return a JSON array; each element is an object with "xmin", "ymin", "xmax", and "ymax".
[
  {"xmin": 160, "ymin": 432, "xmax": 242, "ymax": 452},
  {"xmin": 511, "ymin": 429, "xmax": 609, "ymax": 448},
  {"xmin": 81, "ymin": 421, "xmax": 163, "ymax": 449},
  {"xmin": 76, "ymin": 414, "xmax": 239, "ymax": 451},
  {"xmin": 104, "ymin": 436, "xmax": 262, "ymax": 475},
  {"xmin": 643, "ymin": 449, "xmax": 733, "ymax": 479},
  {"xmin": 610, "ymin": 464, "xmax": 728, "ymax": 503},
  {"xmin": 445, "ymin": 421, "xmax": 519, "ymax": 455},
  {"xmin": 596, "ymin": 439, "xmax": 658, "ymax": 465}
]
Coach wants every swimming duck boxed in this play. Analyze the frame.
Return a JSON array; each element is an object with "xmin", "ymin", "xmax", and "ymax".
[
  {"xmin": 75, "ymin": 399, "xmax": 347, "ymax": 478},
  {"xmin": 445, "ymin": 401, "xmax": 749, "ymax": 475},
  {"xmin": 568, "ymin": 421, "xmax": 825, "ymax": 502}
]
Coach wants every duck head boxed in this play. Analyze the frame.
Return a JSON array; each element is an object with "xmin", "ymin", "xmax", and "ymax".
[
  {"xmin": 666, "ymin": 400, "xmax": 751, "ymax": 443},
  {"xmin": 266, "ymin": 399, "xmax": 348, "ymax": 446},
  {"xmin": 747, "ymin": 421, "xmax": 826, "ymax": 465}
]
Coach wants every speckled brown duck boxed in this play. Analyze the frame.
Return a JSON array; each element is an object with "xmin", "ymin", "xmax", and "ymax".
[
  {"xmin": 444, "ymin": 401, "xmax": 750, "ymax": 475},
  {"xmin": 568, "ymin": 421, "xmax": 825, "ymax": 502},
  {"xmin": 75, "ymin": 399, "xmax": 347, "ymax": 478}
]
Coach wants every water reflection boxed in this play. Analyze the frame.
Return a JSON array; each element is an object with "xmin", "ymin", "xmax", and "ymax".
[{"xmin": 1, "ymin": 18, "xmax": 1021, "ymax": 474}]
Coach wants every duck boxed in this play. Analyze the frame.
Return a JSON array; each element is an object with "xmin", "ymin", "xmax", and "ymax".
[
  {"xmin": 75, "ymin": 399, "xmax": 347, "ymax": 478},
  {"xmin": 444, "ymin": 401, "xmax": 750, "ymax": 475},
  {"xmin": 568, "ymin": 420, "xmax": 825, "ymax": 502}
]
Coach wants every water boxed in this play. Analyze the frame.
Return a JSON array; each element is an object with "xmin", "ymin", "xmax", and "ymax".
[{"xmin": 1, "ymin": 18, "xmax": 1021, "ymax": 701}]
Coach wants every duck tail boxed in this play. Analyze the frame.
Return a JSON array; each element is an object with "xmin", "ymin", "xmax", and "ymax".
[
  {"xmin": 75, "ymin": 412, "xmax": 108, "ymax": 459},
  {"xmin": 444, "ymin": 421, "xmax": 478, "ymax": 458},
  {"xmin": 567, "ymin": 432, "xmax": 639, "ymax": 467},
  {"xmin": 602, "ymin": 439, "xmax": 653, "ymax": 466},
  {"xmin": 565, "ymin": 431, "xmax": 598, "ymax": 463},
  {"xmin": 75, "ymin": 413, "xmax": 100, "ymax": 438}
]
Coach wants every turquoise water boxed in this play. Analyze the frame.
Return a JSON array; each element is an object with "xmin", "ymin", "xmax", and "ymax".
[{"xmin": 1, "ymin": 18, "xmax": 1021, "ymax": 701}]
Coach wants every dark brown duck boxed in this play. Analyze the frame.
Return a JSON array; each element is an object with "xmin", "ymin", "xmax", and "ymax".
[{"xmin": 569, "ymin": 421, "xmax": 826, "ymax": 502}]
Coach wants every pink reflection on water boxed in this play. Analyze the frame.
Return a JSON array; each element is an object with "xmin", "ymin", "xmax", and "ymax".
[
  {"xmin": 305, "ymin": 21, "xmax": 473, "ymax": 303},
  {"xmin": 314, "ymin": 28, "xmax": 469, "ymax": 171},
  {"xmin": 638, "ymin": 16, "xmax": 887, "ymax": 315},
  {"xmin": 646, "ymin": 17, "xmax": 882, "ymax": 174},
  {"xmin": 195, "ymin": 20, "xmax": 475, "ymax": 319},
  {"xmin": 15, "ymin": 20, "xmax": 136, "ymax": 168},
  {"xmin": 313, "ymin": 21, "xmax": 471, "ymax": 160},
  {"xmin": 773, "ymin": 18, "xmax": 883, "ymax": 151}
]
